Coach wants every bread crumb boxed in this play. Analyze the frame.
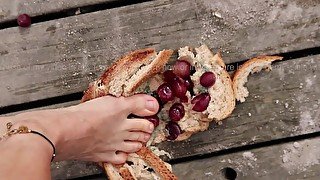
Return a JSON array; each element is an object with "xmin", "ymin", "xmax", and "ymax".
[
  {"xmin": 75, "ymin": 8, "xmax": 81, "ymax": 15},
  {"xmin": 293, "ymin": 142, "xmax": 300, "ymax": 149},
  {"xmin": 242, "ymin": 151, "xmax": 257, "ymax": 161},
  {"xmin": 299, "ymin": 83, "xmax": 303, "ymax": 89},
  {"xmin": 252, "ymin": 136, "xmax": 257, "ymax": 141},
  {"xmin": 213, "ymin": 12, "xmax": 222, "ymax": 18},
  {"xmin": 284, "ymin": 103, "xmax": 289, "ymax": 109},
  {"xmin": 281, "ymin": 138, "xmax": 320, "ymax": 174}
]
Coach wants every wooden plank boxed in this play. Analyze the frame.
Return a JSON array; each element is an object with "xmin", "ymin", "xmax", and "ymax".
[
  {"xmin": 173, "ymin": 137, "xmax": 320, "ymax": 180},
  {"xmin": 0, "ymin": 0, "xmax": 319, "ymax": 107},
  {"xmin": 158, "ymin": 54, "xmax": 320, "ymax": 159},
  {"xmin": 51, "ymin": 161, "xmax": 102, "ymax": 180},
  {"xmin": 0, "ymin": 0, "xmax": 116, "ymax": 23}
]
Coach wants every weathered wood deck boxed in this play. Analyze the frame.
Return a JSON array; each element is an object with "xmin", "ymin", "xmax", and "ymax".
[{"xmin": 0, "ymin": 0, "xmax": 319, "ymax": 179}]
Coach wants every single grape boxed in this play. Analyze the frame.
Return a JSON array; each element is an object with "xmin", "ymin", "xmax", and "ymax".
[
  {"xmin": 184, "ymin": 77, "xmax": 194, "ymax": 90},
  {"xmin": 163, "ymin": 70, "xmax": 177, "ymax": 83},
  {"xmin": 17, "ymin": 14, "xmax": 31, "ymax": 27},
  {"xmin": 191, "ymin": 93, "xmax": 211, "ymax": 112},
  {"xmin": 166, "ymin": 122, "xmax": 181, "ymax": 140},
  {"xmin": 157, "ymin": 83, "xmax": 174, "ymax": 103},
  {"xmin": 145, "ymin": 115, "xmax": 160, "ymax": 128},
  {"xmin": 169, "ymin": 103, "xmax": 185, "ymax": 121},
  {"xmin": 200, "ymin": 72, "xmax": 216, "ymax": 87},
  {"xmin": 173, "ymin": 60, "xmax": 191, "ymax": 79},
  {"xmin": 171, "ymin": 77, "xmax": 187, "ymax": 98}
]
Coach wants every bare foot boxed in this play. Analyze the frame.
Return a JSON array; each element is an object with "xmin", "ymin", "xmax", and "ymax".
[{"xmin": 6, "ymin": 94, "xmax": 159, "ymax": 164}]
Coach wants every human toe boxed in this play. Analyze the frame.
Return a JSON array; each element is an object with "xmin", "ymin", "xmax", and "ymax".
[{"xmin": 124, "ymin": 118, "xmax": 154, "ymax": 133}]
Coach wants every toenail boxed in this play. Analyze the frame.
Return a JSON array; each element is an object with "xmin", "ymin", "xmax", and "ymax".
[{"xmin": 146, "ymin": 100, "xmax": 156, "ymax": 111}]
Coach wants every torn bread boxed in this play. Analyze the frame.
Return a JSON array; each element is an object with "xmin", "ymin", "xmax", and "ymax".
[
  {"xmin": 134, "ymin": 45, "xmax": 233, "ymax": 143},
  {"xmin": 82, "ymin": 48, "xmax": 172, "ymax": 101},
  {"xmin": 149, "ymin": 45, "xmax": 235, "ymax": 142},
  {"xmin": 233, "ymin": 55, "xmax": 283, "ymax": 102},
  {"xmin": 178, "ymin": 45, "xmax": 235, "ymax": 122}
]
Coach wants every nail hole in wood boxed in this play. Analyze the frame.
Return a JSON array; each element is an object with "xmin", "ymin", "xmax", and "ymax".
[{"xmin": 221, "ymin": 167, "xmax": 237, "ymax": 180}]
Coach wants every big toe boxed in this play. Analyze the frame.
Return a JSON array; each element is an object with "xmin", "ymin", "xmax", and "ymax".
[{"xmin": 122, "ymin": 94, "xmax": 159, "ymax": 117}]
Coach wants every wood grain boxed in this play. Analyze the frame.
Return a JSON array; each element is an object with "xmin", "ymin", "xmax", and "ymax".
[
  {"xmin": 51, "ymin": 161, "xmax": 102, "ymax": 180},
  {"xmin": 0, "ymin": 0, "xmax": 116, "ymax": 23},
  {"xmin": 0, "ymin": 0, "xmax": 319, "ymax": 107},
  {"xmin": 158, "ymin": 54, "xmax": 320, "ymax": 160},
  {"xmin": 173, "ymin": 137, "xmax": 320, "ymax": 180}
]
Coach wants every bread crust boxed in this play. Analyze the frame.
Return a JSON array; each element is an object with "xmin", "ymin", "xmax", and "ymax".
[
  {"xmin": 118, "ymin": 166, "xmax": 136, "ymax": 180},
  {"xmin": 101, "ymin": 48, "xmax": 156, "ymax": 95},
  {"xmin": 104, "ymin": 163, "xmax": 125, "ymax": 180},
  {"xmin": 123, "ymin": 49, "xmax": 174, "ymax": 96},
  {"xmin": 233, "ymin": 55, "xmax": 283, "ymax": 82},
  {"xmin": 81, "ymin": 48, "xmax": 156, "ymax": 102},
  {"xmin": 136, "ymin": 146, "xmax": 178, "ymax": 180},
  {"xmin": 233, "ymin": 55, "xmax": 283, "ymax": 102}
]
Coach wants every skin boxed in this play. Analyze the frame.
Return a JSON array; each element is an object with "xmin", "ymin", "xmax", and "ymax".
[{"xmin": 0, "ymin": 94, "xmax": 159, "ymax": 179}]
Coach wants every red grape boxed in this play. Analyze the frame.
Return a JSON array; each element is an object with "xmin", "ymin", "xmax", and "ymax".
[
  {"xmin": 171, "ymin": 77, "xmax": 187, "ymax": 98},
  {"xmin": 163, "ymin": 70, "xmax": 177, "ymax": 83},
  {"xmin": 191, "ymin": 93, "xmax": 207, "ymax": 104},
  {"xmin": 145, "ymin": 115, "xmax": 160, "ymax": 128},
  {"xmin": 169, "ymin": 103, "xmax": 185, "ymax": 121},
  {"xmin": 192, "ymin": 93, "xmax": 211, "ymax": 112},
  {"xmin": 180, "ymin": 95, "xmax": 188, "ymax": 103},
  {"xmin": 17, "ymin": 14, "xmax": 31, "ymax": 27},
  {"xmin": 173, "ymin": 60, "xmax": 191, "ymax": 79},
  {"xmin": 166, "ymin": 122, "xmax": 181, "ymax": 140},
  {"xmin": 172, "ymin": 102, "xmax": 184, "ymax": 111},
  {"xmin": 200, "ymin": 72, "xmax": 216, "ymax": 87},
  {"xmin": 184, "ymin": 77, "xmax": 194, "ymax": 90},
  {"xmin": 157, "ymin": 83, "xmax": 174, "ymax": 103}
]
